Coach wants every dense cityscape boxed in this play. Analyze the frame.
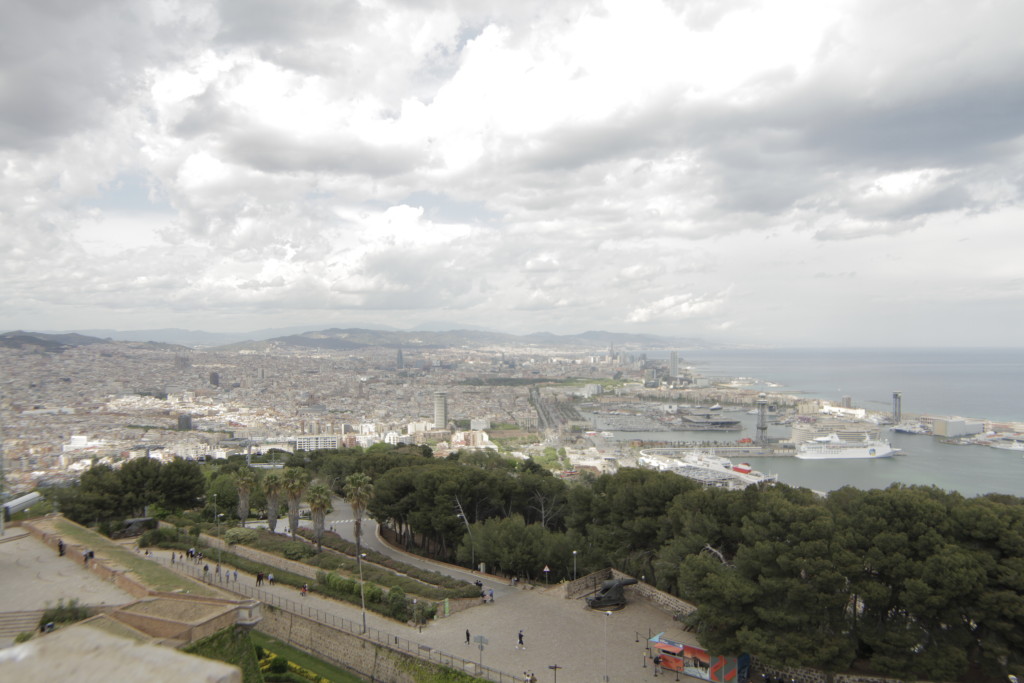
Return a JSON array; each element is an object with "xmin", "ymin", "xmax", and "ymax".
[{"xmin": 5, "ymin": 330, "xmax": 1024, "ymax": 499}]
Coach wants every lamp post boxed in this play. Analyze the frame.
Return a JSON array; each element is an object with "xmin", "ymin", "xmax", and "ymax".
[
  {"xmin": 358, "ymin": 552, "xmax": 367, "ymax": 634},
  {"xmin": 604, "ymin": 611, "xmax": 612, "ymax": 682},
  {"xmin": 454, "ymin": 496, "xmax": 475, "ymax": 571},
  {"xmin": 213, "ymin": 493, "xmax": 221, "ymax": 567},
  {"xmin": 572, "ymin": 550, "xmax": 577, "ymax": 580}
]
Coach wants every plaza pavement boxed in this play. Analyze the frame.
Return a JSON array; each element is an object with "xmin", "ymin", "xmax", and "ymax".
[
  {"xmin": 1, "ymin": 512, "xmax": 703, "ymax": 682},
  {"xmin": 0, "ymin": 528, "xmax": 137, "ymax": 647}
]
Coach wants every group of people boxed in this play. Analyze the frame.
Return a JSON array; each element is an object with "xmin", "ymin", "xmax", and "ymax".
[
  {"xmin": 254, "ymin": 571, "xmax": 276, "ymax": 586},
  {"xmin": 183, "ymin": 547, "xmax": 205, "ymax": 564},
  {"xmin": 473, "ymin": 579, "xmax": 494, "ymax": 603},
  {"xmin": 521, "ymin": 672, "xmax": 537, "ymax": 683}
]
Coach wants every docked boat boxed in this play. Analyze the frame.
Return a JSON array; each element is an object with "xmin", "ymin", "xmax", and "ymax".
[
  {"xmin": 796, "ymin": 434, "xmax": 896, "ymax": 460},
  {"xmin": 638, "ymin": 449, "xmax": 778, "ymax": 489},
  {"xmin": 890, "ymin": 422, "xmax": 931, "ymax": 435}
]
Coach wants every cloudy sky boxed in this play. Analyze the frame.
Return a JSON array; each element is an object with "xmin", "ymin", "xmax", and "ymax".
[{"xmin": 2, "ymin": 0, "xmax": 1023, "ymax": 346}]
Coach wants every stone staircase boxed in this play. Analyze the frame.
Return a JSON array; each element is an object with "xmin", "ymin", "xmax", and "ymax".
[{"xmin": 0, "ymin": 610, "xmax": 44, "ymax": 637}]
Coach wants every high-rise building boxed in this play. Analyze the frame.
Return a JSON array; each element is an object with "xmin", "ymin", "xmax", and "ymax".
[
  {"xmin": 209, "ymin": 372, "xmax": 220, "ymax": 387},
  {"xmin": 396, "ymin": 348, "xmax": 404, "ymax": 370},
  {"xmin": 433, "ymin": 391, "xmax": 448, "ymax": 429},
  {"xmin": 295, "ymin": 435, "xmax": 340, "ymax": 451},
  {"xmin": 669, "ymin": 351, "xmax": 679, "ymax": 378},
  {"xmin": 177, "ymin": 414, "xmax": 193, "ymax": 431}
]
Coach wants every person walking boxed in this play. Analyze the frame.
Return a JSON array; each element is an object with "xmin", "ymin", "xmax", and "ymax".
[
  {"xmin": 516, "ymin": 630, "xmax": 525, "ymax": 649},
  {"xmin": 466, "ymin": 629, "xmax": 471, "ymax": 645}
]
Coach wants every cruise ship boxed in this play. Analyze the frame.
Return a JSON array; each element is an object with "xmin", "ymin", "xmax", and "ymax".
[{"xmin": 796, "ymin": 434, "xmax": 896, "ymax": 460}]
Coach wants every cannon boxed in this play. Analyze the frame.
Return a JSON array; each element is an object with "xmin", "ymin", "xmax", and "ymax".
[{"xmin": 585, "ymin": 577, "xmax": 638, "ymax": 610}]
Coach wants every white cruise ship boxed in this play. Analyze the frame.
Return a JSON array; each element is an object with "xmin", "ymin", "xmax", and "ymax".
[{"xmin": 796, "ymin": 434, "xmax": 896, "ymax": 460}]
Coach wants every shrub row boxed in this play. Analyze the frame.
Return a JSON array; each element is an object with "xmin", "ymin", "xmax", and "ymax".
[{"xmin": 294, "ymin": 528, "xmax": 478, "ymax": 598}]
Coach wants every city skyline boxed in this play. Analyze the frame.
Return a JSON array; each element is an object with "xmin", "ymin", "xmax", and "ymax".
[{"xmin": 3, "ymin": 1, "xmax": 1023, "ymax": 347}]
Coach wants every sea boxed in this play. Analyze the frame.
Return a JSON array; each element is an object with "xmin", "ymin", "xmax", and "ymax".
[{"xmin": 627, "ymin": 348, "xmax": 1024, "ymax": 498}]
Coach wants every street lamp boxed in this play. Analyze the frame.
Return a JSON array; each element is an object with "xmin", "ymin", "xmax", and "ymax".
[
  {"xmin": 604, "ymin": 611, "xmax": 612, "ymax": 682},
  {"xmin": 213, "ymin": 493, "xmax": 222, "ymax": 569},
  {"xmin": 454, "ymin": 496, "xmax": 476, "ymax": 571},
  {"xmin": 572, "ymin": 550, "xmax": 577, "ymax": 580},
  {"xmin": 358, "ymin": 552, "xmax": 367, "ymax": 634}
]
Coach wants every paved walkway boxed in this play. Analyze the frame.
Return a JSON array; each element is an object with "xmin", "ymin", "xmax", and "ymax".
[
  {"xmin": 154, "ymin": 519, "xmax": 701, "ymax": 683},
  {"xmin": 2, "ymin": 515, "xmax": 702, "ymax": 682},
  {"xmin": 161, "ymin": 548, "xmax": 693, "ymax": 683},
  {"xmin": 0, "ymin": 529, "xmax": 137, "ymax": 647}
]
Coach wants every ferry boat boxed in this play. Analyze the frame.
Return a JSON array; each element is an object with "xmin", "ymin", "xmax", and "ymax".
[
  {"xmin": 890, "ymin": 422, "xmax": 931, "ymax": 435},
  {"xmin": 796, "ymin": 434, "xmax": 896, "ymax": 460}
]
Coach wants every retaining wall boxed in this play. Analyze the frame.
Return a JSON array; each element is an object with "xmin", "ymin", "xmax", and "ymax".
[
  {"xmin": 259, "ymin": 606, "xmax": 459, "ymax": 683},
  {"xmin": 564, "ymin": 568, "xmax": 698, "ymax": 619}
]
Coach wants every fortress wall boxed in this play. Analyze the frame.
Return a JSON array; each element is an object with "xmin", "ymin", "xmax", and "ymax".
[
  {"xmin": 258, "ymin": 607, "xmax": 419, "ymax": 683},
  {"xmin": 611, "ymin": 568, "xmax": 698, "ymax": 617}
]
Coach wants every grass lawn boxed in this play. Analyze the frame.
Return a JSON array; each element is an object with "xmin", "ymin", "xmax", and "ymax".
[
  {"xmin": 252, "ymin": 631, "xmax": 365, "ymax": 683},
  {"xmin": 51, "ymin": 518, "xmax": 222, "ymax": 597},
  {"xmin": 184, "ymin": 626, "xmax": 265, "ymax": 683}
]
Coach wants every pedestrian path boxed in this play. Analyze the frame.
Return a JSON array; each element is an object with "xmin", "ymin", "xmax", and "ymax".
[
  {"xmin": 151, "ymin": 544, "xmax": 696, "ymax": 683},
  {"xmin": 0, "ymin": 532, "xmax": 138, "ymax": 647}
]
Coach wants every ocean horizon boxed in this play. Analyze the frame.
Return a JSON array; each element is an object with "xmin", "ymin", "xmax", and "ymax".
[{"xmin": 669, "ymin": 347, "xmax": 1024, "ymax": 424}]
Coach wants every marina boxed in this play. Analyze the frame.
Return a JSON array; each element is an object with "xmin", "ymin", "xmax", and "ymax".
[{"xmin": 638, "ymin": 448, "xmax": 778, "ymax": 490}]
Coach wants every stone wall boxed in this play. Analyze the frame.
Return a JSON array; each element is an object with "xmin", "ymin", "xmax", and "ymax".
[
  {"xmin": 564, "ymin": 568, "xmax": 697, "ymax": 619},
  {"xmin": 610, "ymin": 568, "xmax": 698, "ymax": 618},
  {"xmin": 196, "ymin": 531, "xmax": 321, "ymax": 580},
  {"xmin": 752, "ymin": 659, "xmax": 910, "ymax": 683},
  {"xmin": 259, "ymin": 607, "xmax": 411, "ymax": 683},
  {"xmin": 258, "ymin": 605, "xmax": 492, "ymax": 683},
  {"xmin": 25, "ymin": 519, "xmax": 151, "ymax": 598}
]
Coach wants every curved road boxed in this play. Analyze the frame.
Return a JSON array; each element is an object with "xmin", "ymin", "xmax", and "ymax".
[
  {"xmin": 325, "ymin": 497, "xmax": 512, "ymax": 598},
  {"xmin": 323, "ymin": 496, "xmax": 700, "ymax": 683}
]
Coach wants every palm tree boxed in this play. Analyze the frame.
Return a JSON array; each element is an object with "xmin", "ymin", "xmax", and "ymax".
[
  {"xmin": 262, "ymin": 470, "xmax": 284, "ymax": 534},
  {"xmin": 344, "ymin": 472, "xmax": 374, "ymax": 555},
  {"xmin": 306, "ymin": 482, "xmax": 333, "ymax": 552},
  {"xmin": 344, "ymin": 472, "xmax": 374, "ymax": 634},
  {"xmin": 282, "ymin": 467, "xmax": 310, "ymax": 539},
  {"xmin": 235, "ymin": 467, "xmax": 257, "ymax": 527}
]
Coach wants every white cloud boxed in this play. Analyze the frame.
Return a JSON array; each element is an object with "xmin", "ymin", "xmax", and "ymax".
[{"xmin": 1, "ymin": 0, "xmax": 1022, "ymax": 345}]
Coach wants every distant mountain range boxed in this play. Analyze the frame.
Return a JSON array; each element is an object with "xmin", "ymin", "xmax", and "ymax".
[
  {"xmin": 0, "ymin": 330, "xmax": 187, "ymax": 353},
  {"xmin": 2, "ymin": 327, "xmax": 717, "ymax": 353}
]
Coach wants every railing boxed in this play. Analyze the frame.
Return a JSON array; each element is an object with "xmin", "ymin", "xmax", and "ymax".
[{"xmin": 160, "ymin": 556, "xmax": 522, "ymax": 682}]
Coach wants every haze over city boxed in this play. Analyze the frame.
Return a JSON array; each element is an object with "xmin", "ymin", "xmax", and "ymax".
[{"xmin": 3, "ymin": 0, "xmax": 1023, "ymax": 347}]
